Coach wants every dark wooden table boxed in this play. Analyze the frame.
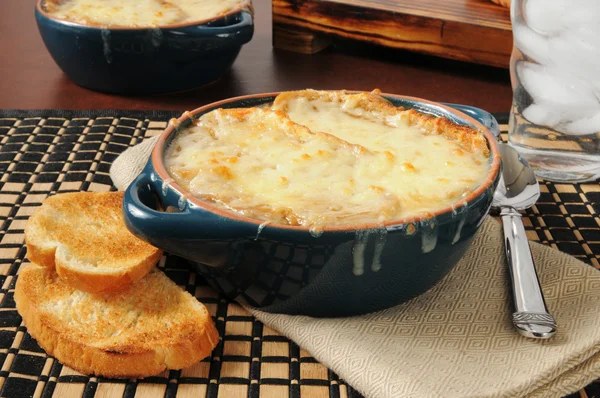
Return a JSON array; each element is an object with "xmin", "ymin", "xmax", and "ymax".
[{"xmin": 0, "ymin": 0, "xmax": 513, "ymax": 112}]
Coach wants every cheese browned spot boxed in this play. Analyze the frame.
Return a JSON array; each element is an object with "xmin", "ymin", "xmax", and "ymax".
[
  {"xmin": 165, "ymin": 90, "xmax": 491, "ymax": 227},
  {"xmin": 44, "ymin": 0, "xmax": 245, "ymax": 27}
]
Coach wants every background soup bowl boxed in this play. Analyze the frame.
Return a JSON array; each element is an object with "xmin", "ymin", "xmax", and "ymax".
[
  {"xmin": 35, "ymin": 0, "xmax": 254, "ymax": 94},
  {"xmin": 123, "ymin": 93, "xmax": 502, "ymax": 317}
]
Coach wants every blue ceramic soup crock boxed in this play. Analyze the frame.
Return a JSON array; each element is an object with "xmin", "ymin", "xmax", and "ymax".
[
  {"xmin": 123, "ymin": 93, "xmax": 502, "ymax": 317},
  {"xmin": 35, "ymin": 0, "xmax": 254, "ymax": 94}
]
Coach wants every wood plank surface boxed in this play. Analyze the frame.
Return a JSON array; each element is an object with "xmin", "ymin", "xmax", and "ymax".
[
  {"xmin": 273, "ymin": 0, "xmax": 513, "ymax": 68},
  {"xmin": 326, "ymin": 0, "xmax": 511, "ymax": 28}
]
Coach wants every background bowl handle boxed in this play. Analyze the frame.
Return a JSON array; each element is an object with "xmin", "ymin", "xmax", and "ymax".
[
  {"xmin": 181, "ymin": 9, "xmax": 254, "ymax": 42},
  {"xmin": 123, "ymin": 171, "xmax": 258, "ymax": 250}
]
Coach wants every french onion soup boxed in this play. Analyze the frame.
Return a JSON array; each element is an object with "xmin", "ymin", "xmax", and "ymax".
[
  {"xmin": 43, "ymin": 0, "xmax": 246, "ymax": 27},
  {"xmin": 164, "ymin": 90, "xmax": 491, "ymax": 228}
]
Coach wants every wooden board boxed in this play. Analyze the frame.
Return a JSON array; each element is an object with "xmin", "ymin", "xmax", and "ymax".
[{"xmin": 272, "ymin": 0, "xmax": 513, "ymax": 68}]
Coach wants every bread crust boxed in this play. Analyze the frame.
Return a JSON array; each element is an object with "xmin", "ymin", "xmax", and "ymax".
[
  {"xmin": 24, "ymin": 191, "xmax": 162, "ymax": 294},
  {"xmin": 272, "ymin": 89, "xmax": 490, "ymax": 157},
  {"xmin": 15, "ymin": 265, "xmax": 219, "ymax": 379},
  {"xmin": 272, "ymin": 89, "xmax": 402, "ymax": 117},
  {"xmin": 400, "ymin": 109, "xmax": 490, "ymax": 157}
]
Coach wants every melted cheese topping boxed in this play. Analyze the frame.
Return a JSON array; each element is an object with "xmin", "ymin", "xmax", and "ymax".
[
  {"xmin": 165, "ymin": 109, "xmax": 402, "ymax": 226},
  {"xmin": 271, "ymin": 93, "xmax": 490, "ymax": 216},
  {"xmin": 45, "ymin": 0, "xmax": 245, "ymax": 27},
  {"xmin": 165, "ymin": 92, "xmax": 490, "ymax": 227}
]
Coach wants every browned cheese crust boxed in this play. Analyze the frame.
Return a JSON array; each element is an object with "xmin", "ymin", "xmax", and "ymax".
[
  {"xmin": 42, "ymin": 0, "xmax": 249, "ymax": 28},
  {"xmin": 399, "ymin": 109, "xmax": 490, "ymax": 157},
  {"xmin": 273, "ymin": 89, "xmax": 402, "ymax": 117},
  {"xmin": 193, "ymin": 107, "xmax": 373, "ymax": 155},
  {"xmin": 273, "ymin": 89, "xmax": 490, "ymax": 157},
  {"xmin": 168, "ymin": 107, "xmax": 395, "ymax": 225}
]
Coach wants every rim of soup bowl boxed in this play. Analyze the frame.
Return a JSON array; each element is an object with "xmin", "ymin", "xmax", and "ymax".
[{"xmin": 151, "ymin": 91, "xmax": 502, "ymax": 233}]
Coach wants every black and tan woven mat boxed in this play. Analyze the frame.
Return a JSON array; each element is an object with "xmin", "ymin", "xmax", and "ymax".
[{"xmin": 0, "ymin": 110, "xmax": 598, "ymax": 398}]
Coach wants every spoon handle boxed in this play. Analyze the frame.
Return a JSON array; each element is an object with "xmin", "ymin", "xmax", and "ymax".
[{"xmin": 500, "ymin": 207, "xmax": 557, "ymax": 339}]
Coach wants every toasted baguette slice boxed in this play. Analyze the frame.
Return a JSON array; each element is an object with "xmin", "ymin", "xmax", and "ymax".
[
  {"xmin": 24, "ymin": 191, "xmax": 162, "ymax": 294},
  {"xmin": 15, "ymin": 264, "xmax": 219, "ymax": 378}
]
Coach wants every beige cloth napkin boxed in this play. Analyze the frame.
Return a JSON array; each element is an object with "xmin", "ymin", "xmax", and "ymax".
[{"xmin": 111, "ymin": 136, "xmax": 600, "ymax": 398}]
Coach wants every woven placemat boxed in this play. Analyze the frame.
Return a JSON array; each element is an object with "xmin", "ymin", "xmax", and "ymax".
[{"xmin": 0, "ymin": 111, "xmax": 597, "ymax": 398}]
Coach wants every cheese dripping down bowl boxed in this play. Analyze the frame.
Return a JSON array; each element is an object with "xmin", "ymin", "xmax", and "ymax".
[
  {"xmin": 123, "ymin": 91, "xmax": 502, "ymax": 317},
  {"xmin": 35, "ymin": 0, "xmax": 254, "ymax": 94}
]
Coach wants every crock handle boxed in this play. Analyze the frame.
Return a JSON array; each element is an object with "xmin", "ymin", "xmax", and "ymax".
[
  {"xmin": 182, "ymin": 9, "xmax": 254, "ymax": 44},
  {"xmin": 123, "ymin": 172, "xmax": 257, "ymax": 251}
]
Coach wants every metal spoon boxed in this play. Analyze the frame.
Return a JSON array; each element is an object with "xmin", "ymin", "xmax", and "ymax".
[{"xmin": 491, "ymin": 143, "xmax": 557, "ymax": 339}]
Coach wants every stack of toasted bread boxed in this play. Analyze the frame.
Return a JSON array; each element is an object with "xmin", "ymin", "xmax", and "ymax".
[{"xmin": 15, "ymin": 191, "xmax": 219, "ymax": 378}]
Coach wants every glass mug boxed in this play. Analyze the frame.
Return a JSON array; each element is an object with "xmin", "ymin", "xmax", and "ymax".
[{"xmin": 509, "ymin": 0, "xmax": 600, "ymax": 182}]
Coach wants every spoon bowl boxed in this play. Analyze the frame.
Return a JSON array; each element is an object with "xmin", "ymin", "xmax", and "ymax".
[{"xmin": 492, "ymin": 144, "xmax": 540, "ymax": 210}]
